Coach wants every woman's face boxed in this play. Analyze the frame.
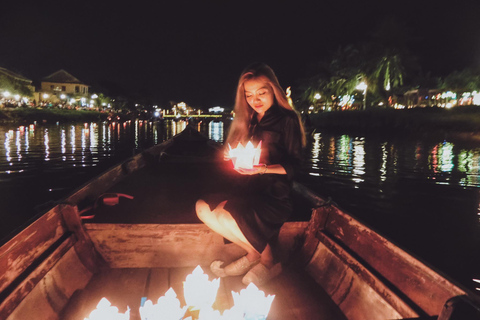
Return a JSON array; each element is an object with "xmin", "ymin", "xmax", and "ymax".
[{"xmin": 244, "ymin": 77, "xmax": 274, "ymax": 115}]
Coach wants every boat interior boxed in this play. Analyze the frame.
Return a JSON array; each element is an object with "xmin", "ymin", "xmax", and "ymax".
[{"xmin": 2, "ymin": 128, "xmax": 480, "ymax": 320}]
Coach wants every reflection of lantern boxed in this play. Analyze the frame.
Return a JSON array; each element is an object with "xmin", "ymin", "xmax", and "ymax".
[
  {"xmin": 228, "ymin": 141, "xmax": 262, "ymax": 169},
  {"xmin": 139, "ymin": 288, "xmax": 186, "ymax": 320},
  {"xmin": 183, "ymin": 265, "xmax": 220, "ymax": 311},
  {"xmin": 231, "ymin": 283, "xmax": 275, "ymax": 320},
  {"xmin": 84, "ymin": 297, "xmax": 130, "ymax": 320}
]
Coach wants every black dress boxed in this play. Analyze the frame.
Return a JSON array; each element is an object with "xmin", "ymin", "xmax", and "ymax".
[{"xmin": 207, "ymin": 105, "xmax": 303, "ymax": 253}]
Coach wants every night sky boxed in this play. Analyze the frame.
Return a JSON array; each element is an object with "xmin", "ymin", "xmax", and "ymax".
[{"xmin": 1, "ymin": 0, "xmax": 479, "ymax": 109}]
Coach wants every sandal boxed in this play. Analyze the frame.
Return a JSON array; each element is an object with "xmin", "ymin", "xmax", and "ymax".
[{"xmin": 242, "ymin": 262, "xmax": 282, "ymax": 286}]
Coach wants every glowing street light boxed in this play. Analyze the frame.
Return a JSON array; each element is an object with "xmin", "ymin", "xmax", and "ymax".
[
  {"xmin": 356, "ymin": 82, "xmax": 367, "ymax": 110},
  {"xmin": 314, "ymin": 93, "xmax": 321, "ymax": 100}
]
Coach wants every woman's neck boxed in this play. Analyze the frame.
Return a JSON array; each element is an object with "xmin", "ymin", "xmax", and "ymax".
[{"xmin": 256, "ymin": 112, "xmax": 265, "ymax": 122}]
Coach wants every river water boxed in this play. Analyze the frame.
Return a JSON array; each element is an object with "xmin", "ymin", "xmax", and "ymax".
[{"xmin": 0, "ymin": 119, "xmax": 478, "ymax": 293}]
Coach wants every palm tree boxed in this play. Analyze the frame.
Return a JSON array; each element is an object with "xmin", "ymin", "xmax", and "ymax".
[{"xmin": 370, "ymin": 50, "xmax": 405, "ymax": 106}]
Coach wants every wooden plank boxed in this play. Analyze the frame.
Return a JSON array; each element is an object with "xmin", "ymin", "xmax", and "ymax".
[
  {"xmin": 306, "ymin": 239, "xmax": 407, "ymax": 320},
  {"xmin": 8, "ymin": 247, "xmax": 93, "ymax": 320},
  {"xmin": 1, "ymin": 238, "xmax": 79, "ymax": 320},
  {"xmin": 323, "ymin": 205, "xmax": 465, "ymax": 316},
  {"xmin": 84, "ymin": 222, "xmax": 307, "ymax": 269},
  {"xmin": 60, "ymin": 204, "xmax": 107, "ymax": 273},
  {"xmin": 319, "ymin": 231, "xmax": 419, "ymax": 318},
  {"xmin": 143, "ymin": 268, "xmax": 170, "ymax": 302},
  {"xmin": 168, "ymin": 267, "xmax": 194, "ymax": 308},
  {"xmin": 61, "ymin": 268, "xmax": 149, "ymax": 320},
  {"xmin": 263, "ymin": 267, "xmax": 347, "ymax": 320},
  {"xmin": 84, "ymin": 223, "xmax": 246, "ymax": 268},
  {"xmin": 296, "ymin": 206, "xmax": 329, "ymax": 267},
  {"xmin": 0, "ymin": 207, "xmax": 67, "ymax": 294},
  {"xmin": 65, "ymin": 139, "xmax": 171, "ymax": 206}
]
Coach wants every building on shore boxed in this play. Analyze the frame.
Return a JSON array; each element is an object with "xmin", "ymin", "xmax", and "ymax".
[{"xmin": 38, "ymin": 69, "xmax": 90, "ymax": 106}]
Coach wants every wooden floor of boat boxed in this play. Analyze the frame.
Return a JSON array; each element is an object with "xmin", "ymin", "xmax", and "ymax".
[
  {"xmin": 84, "ymin": 161, "xmax": 313, "ymax": 224},
  {"xmin": 61, "ymin": 265, "xmax": 346, "ymax": 320}
]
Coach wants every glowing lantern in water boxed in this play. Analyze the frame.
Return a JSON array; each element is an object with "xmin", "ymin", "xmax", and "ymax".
[
  {"xmin": 183, "ymin": 265, "xmax": 220, "ymax": 311},
  {"xmin": 228, "ymin": 141, "xmax": 262, "ymax": 169},
  {"xmin": 84, "ymin": 297, "xmax": 130, "ymax": 320}
]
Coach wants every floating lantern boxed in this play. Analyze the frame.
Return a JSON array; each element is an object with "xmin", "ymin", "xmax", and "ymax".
[
  {"xmin": 228, "ymin": 141, "xmax": 262, "ymax": 169},
  {"xmin": 231, "ymin": 283, "xmax": 275, "ymax": 320},
  {"xmin": 183, "ymin": 266, "xmax": 220, "ymax": 311},
  {"xmin": 139, "ymin": 287, "xmax": 186, "ymax": 320},
  {"xmin": 84, "ymin": 297, "xmax": 130, "ymax": 320}
]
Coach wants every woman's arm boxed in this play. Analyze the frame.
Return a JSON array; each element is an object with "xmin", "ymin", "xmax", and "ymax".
[{"xmin": 234, "ymin": 163, "xmax": 287, "ymax": 175}]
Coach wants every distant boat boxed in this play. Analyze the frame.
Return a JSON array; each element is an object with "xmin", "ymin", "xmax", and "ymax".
[{"xmin": 1, "ymin": 125, "xmax": 479, "ymax": 320}]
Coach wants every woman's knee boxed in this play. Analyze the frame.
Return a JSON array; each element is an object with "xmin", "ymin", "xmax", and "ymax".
[{"xmin": 195, "ymin": 199, "xmax": 213, "ymax": 222}]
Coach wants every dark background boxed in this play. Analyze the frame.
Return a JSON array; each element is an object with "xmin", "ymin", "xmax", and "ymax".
[{"xmin": 1, "ymin": 0, "xmax": 479, "ymax": 108}]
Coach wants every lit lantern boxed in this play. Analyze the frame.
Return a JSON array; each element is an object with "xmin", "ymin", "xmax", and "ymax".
[
  {"xmin": 231, "ymin": 283, "xmax": 275, "ymax": 320},
  {"xmin": 139, "ymin": 287, "xmax": 186, "ymax": 320},
  {"xmin": 197, "ymin": 307, "xmax": 223, "ymax": 320},
  {"xmin": 228, "ymin": 141, "xmax": 262, "ymax": 169},
  {"xmin": 84, "ymin": 297, "xmax": 130, "ymax": 320},
  {"xmin": 183, "ymin": 266, "xmax": 220, "ymax": 311}
]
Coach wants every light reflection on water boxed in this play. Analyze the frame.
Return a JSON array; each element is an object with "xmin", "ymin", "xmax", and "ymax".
[
  {"xmin": 303, "ymin": 132, "xmax": 480, "ymax": 293},
  {"xmin": 0, "ymin": 119, "xmax": 226, "ymax": 176},
  {"xmin": 307, "ymin": 132, "xmax": 480, "ymax": 187}
]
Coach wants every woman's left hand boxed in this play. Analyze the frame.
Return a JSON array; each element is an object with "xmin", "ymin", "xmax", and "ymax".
[{"xmin": 234, "ymin": 164, "xmax": 266, "ymax": 175}]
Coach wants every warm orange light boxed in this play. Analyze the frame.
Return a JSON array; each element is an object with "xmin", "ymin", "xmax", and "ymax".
[{"xmin": 228, "ymin": 141, "xmax": 262, "ymax": 169}]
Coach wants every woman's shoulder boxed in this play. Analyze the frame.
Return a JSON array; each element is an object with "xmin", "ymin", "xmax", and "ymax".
[
  {"xmin": 276, "ymin": 106, "xmax": 300, "ymax": 125},
  {"xmin": 273, "ymin": 105, "xmax": 298, "ymax": 118}
]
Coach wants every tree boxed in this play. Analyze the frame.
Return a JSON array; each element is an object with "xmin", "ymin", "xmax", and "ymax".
[{"xmin": 0, "ymin": 74, "xmax": 33, "ymax": 97}]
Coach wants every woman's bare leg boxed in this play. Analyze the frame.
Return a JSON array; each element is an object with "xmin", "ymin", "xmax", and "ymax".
[{"xmin": 195, "ymin": 199, "xmax": 260, "ymax": 261}]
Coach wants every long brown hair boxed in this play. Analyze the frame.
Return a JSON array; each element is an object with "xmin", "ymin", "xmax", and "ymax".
[{"xmin": 226, "ymin": 62, "xmax": 306, "ymax": 147}]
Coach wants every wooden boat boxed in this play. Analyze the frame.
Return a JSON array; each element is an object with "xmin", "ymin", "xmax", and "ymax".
[{"xmin": 1, "ymin": 125, "xmax": 479, "ymax": 320}]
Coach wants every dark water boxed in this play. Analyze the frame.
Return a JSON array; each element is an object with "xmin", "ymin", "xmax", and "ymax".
[{"xmin": 0, "ymin": 119, "xmax": 479, "ymax": 293}]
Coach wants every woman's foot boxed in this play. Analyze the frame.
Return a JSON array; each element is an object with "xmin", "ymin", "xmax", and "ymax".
[
  {"xmin": 210, "ymin": 260, "xmax": 228, "ymax": 277},
  {"xmin": 224, "ymin": 255, "xmax": 260, "ymax": 276},
  {"xmin": 211, "ymin": 255, "xmax": 260, "ymax": 277},
  {"xmin": 242, "ymin": 262, "xmax": 282, "ymax": 286}
]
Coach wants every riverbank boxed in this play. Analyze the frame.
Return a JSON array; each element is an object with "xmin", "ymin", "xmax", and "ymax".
[
  {"xmin": 309, "ymin": 106, "xmax": 480, "ymax": 140},
  {"xmin": 0, "ymin": 107, "xmax": 109, "ymax": 124}
]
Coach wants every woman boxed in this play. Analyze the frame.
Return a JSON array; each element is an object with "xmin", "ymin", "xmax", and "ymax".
[{"xmin": 196, "ymin": 62, "xmax": 306, "ymax": 286}]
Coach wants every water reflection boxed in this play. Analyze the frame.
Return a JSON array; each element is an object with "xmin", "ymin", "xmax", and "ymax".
[
  {"xmin": 0, "ymin": 119, "xmax": 226, "ymax": 175},
  {"xmin": 307, "ymin": 133, "xmax": 480, "ymax": 188}
]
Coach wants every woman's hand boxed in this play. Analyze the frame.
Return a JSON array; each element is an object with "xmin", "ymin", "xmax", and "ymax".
[
  {"xmin": 234, "ymin": 164, "xmax": 267, "ymax": 175},
  {"xmin": 223, "ymin": 148, "xmax": 231, "ymax": 161}
]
